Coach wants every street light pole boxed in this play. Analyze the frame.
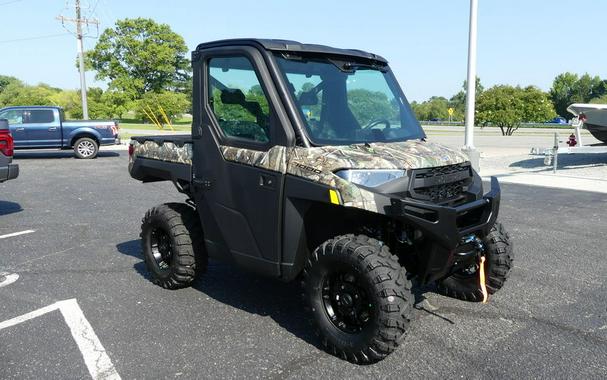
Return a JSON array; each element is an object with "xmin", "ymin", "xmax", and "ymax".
[{"xmin": 463, "ymin": 0, "xmax": 480, "ymax": 171}]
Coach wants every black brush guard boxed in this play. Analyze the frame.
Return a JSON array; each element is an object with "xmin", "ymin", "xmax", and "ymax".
[{"xmin": 387, "ymin": 177, "xmax": 500, "ymax": 283}]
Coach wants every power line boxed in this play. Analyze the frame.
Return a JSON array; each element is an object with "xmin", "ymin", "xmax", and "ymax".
[
  {"xmin": 0, "ymin": 33, "xmax": 70, "ymax": 44},
  {"xmin": 0, "ymin": 0, "xmax": 24, "ymax": 6},
  {"xmin": 89, "ymin": 0, "xmax": 100, "ymax": 16}
]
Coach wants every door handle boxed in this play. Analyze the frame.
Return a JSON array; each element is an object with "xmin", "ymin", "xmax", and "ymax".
[
  {"xmin": 192, "ymin": 178, "xmax": 212, "ymax": 190},
  {"xmin": 15, "ymin": 127, "xmax": 24, "ymax": 131},
  {"xmin": 192, "ymin": 125, "xmax": 204, "ymax": 139},
  {"xmin": 48, "ymin": 127, "xmax": 57, "ymax": 131},
  {"xmin": 259, "ymin": 174, "xmax": 276, "ymax": 189}
]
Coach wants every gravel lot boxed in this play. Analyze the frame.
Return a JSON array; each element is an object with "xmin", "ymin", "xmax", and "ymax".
[{"xmin": 1, "ymin": 150, "xmax": 606, "ymax": 379}]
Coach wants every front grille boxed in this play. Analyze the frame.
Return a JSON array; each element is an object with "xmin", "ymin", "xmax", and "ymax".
[
  {"xmin": 410, "ymin": 163, "xmax": 472, "ymax": 204},
  {"xmin": 415, "ymin": 179, "xmax": 468, "ymax": 202},
  {"xmin": 414, "ymin": 162, "xmax": 471, "ymax": 178}
]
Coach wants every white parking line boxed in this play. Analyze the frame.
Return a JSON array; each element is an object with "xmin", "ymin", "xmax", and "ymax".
[
  {"xmin": 0, "ymin": 272, "xmax": 19, "ymax": 288},
  {"xmin": 0, "ymin": 299, "xmax": 121, "ymax": 380},
  {"xmin": 0, "ymin": 230, "xmax": 35, "ymax": 239}
]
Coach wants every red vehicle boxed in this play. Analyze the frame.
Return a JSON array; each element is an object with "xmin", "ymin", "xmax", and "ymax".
[{"xmin": 0, "ymin": 118, "xmax": 19, "ymax": 183}]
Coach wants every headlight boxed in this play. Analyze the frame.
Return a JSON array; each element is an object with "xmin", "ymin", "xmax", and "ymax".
[{"xmin": 335, "ymin": 169, "xmax": 405, "ymax": 188}]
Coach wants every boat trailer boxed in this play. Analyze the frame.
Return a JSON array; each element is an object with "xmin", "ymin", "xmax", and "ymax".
[{"xmin": 530, "ymin": 117, "xmax": 607, "ymax": 173}]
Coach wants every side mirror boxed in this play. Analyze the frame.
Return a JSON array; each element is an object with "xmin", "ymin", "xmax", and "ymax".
[
  {"xmin": 221, "ymin": 89, "xmax": 246, "ymax": 105},
  {"xmin": 299, "ymin": 90, "xmax": 318, "ymax": 106}
]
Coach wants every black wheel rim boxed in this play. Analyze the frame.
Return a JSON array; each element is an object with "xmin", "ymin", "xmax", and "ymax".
[
  {"xmin": 321, "ymin": 271, "xmax": 373, "ymax": 334},
  {"xmin": 150, "ymin": 228, "xmax": 172, "ymax": 272}
]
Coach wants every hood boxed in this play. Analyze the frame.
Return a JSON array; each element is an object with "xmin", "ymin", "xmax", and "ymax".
[{"xmin": 289, "ymin": 140, "xmax": 469, "ymax": 173}]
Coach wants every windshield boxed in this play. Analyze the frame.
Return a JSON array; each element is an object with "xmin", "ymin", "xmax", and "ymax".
[{"xmin": 274, "ymin": 54, "xmax": 424, "ymax": 145}]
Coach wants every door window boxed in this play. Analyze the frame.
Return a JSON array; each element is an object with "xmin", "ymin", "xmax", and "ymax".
[
  {"xmin": 208, "ymin": 56, "xmax": 271, "ymax": 143},
  {"xmin": 282, "ymin": 72, "xmax": 324, "ymax": 138},
  {"xmin": 23, "ymin": 109, "xmax": 54, "ymax": 124},
  {"xmin": 0, "ymin": 109, "xmax": 24, "ymax": 124}
]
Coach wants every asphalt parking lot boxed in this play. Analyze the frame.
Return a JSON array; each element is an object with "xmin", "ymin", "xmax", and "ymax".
[{"xmin": 1, "ymin": 149, "xmax": 606, "ymax": 379}]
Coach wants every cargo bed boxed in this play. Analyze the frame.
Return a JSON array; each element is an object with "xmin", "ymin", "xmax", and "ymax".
[{"xmin": 129, "ymin": 134, "xmax": 193, "ymax": 183}]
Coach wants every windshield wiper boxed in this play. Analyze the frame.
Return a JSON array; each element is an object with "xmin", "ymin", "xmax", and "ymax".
[{"xmin": 327, "ymin": 58, "xmax": 387, "ymax": 73}]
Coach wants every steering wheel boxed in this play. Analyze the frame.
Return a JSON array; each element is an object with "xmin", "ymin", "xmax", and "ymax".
[{"xmin": 362, "ymin": 118, "xmax": 391, "ymax": 130}]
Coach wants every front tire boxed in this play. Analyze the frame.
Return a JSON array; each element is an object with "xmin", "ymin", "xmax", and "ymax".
[
  {"xmin": 437, "ymin": 222, "xmax": 514, "ymax": 302},
  {"xmin": 302, "ymin": 234, "xmax": 414, "ymax": 363},
  {"xmin": 73, "ymin": 137, "xmax": 99, "ymax": 159},
  {"xmin": 140, "ymin": 203, "xmax": 207, "ymax": 289}
]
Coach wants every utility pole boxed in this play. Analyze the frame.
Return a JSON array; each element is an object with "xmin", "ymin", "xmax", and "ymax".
[
  {"xmin": 57, "ymin": 1, "xmax": 99, "ymax": 120},
  {"xmin": 463, "ymin": 0, "xmax": 480, "ymax": 171}
]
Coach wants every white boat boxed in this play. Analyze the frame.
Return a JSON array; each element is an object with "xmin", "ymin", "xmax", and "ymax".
[{"xmin": 567, "ymin": 103, "xmax": 607, "ymax": 143}]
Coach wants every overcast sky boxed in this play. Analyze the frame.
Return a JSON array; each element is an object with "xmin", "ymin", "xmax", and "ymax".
[{"xmin": 1, "ymin": 0, "xmax": 605, "ymax": 102}]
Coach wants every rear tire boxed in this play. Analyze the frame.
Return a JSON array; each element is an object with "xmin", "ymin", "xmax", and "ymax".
[
  {"xmin": 140, "ymin": 203, "xmax": 207, "ymax": 289},
  {"xmin": 301, "ymin": 234, "xmax": 414, "ymax": 363},
  {"xmin": 73, "ymin": 137, "xmax": 99, "ymax": 159},
  {"xmin": 437, "ymin": 222, "xmax": 513, "ymax": 302}
]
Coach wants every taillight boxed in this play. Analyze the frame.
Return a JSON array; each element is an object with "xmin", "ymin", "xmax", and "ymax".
[
  {"xmin": 111, "ymin": 125, "xmax": 118, "ymax": 136},
  {"xmin": 0, "ymin": 130, "xmax": 14, "ymax": 157}
]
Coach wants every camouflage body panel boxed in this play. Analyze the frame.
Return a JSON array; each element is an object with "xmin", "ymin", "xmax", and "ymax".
[
  {"xmin": 285, "ymin": 141, "xmax": 469, "ymax": 212},
  {"xmin": 287, "ymin": 140, "xmax": 469, "ymax": 173},
  {"xmin": 218, "ymin": 140, "xmax": 469, "ymax": 213},
  {"xmin": 220, "ymin": 145, "xmax": 287, "ymax": 173},
  {"xmin": 132, "ymin": 137, "xmax": 468, "ymax": 213},
  {"xmin": 131, "ymin": 140, "xmax": 193, "ymax": 164}
]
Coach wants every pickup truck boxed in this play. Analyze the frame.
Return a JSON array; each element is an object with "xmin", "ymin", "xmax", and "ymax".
[
  {"xmin": 128, "ymin": 38, "xmax": 514, "ymax": 363},
  {"xmin": 0, "ymin": 119, "xmax": 18, "ymax": 182},
  {"xmin": 0, "ymin": 106, "xmax": 120, "ymax": 158}
]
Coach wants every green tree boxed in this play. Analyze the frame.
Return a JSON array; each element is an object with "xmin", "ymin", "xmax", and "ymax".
[
  {"xmin": 589, "ymin": 94, "xmax": 607, "ymax": 104},
  {"xmin": 477, "ymin": 85, "xmax": 555, "ymax": 136},
  {"xmin": 100, "ymin": 90, "xmax": 132, "ymax": 119},
  {"xmin": 135, "ymin": 91, "xmax": 189, "ymax": 123},
  {"xmin": 449, "ymin": 76, "xmax": 483, "ymax": 119},
  {"xmin": 549, "ymin": 72, "xmax": 605, "ymax": 118},
  {"xmin": 520, "ymin": 86, "xmax": 556, "ymax": 124},
  {"xmin": 50, "ymin": 89, "xmax": 81, "ymax": 117},
  {"xmin": 88, "ymin": 18, "xmax": 190, "ymax": 98},
  {"xmin": 0, "ymin": 75, "xmax": 21, "ymax": 94},
  {"xmin": 549, "ymin": 72, "xmax": 577, "ymax": 118},
  {"xmin": 0, "ymin": 82, "xmax": 59, "ymax": 107},
  {"xmin": 411, "ymin": 96, "xmax": 450, "ymax": 121},
  {"xmin": 347, "ymin": 89, "xmax": 396, "ymax": 125},
  {"xmin": 62, "ymin": 88, "xmax": 116, "ymax": 119}
]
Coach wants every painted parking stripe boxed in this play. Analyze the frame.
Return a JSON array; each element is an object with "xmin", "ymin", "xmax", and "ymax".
[
  {"xmin": 0, "ymin": 299, "xmax": 121, "ymax": 380},
  {"xmin": 0, "ymin": 230, "xmax": 35, "ymax": 239},
  {"xmin": 0, "ymin": 272, "xmax": 19, "ymax": 288}
]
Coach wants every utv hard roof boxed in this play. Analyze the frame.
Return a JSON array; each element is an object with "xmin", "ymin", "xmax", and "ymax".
[{"xmin": 195, "ymin": 38, "xmax": 388, "ymax": 63}]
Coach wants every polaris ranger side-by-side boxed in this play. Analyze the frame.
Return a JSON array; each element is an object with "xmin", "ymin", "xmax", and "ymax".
[{"xmin": 128, "ymin": 39, "xmax": 513, "ymax": 363}]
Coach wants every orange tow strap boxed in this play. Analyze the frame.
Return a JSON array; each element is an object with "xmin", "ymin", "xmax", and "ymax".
[{"xmin": 479, "ymin": 256, "xmax": 488, "ymax": 303}]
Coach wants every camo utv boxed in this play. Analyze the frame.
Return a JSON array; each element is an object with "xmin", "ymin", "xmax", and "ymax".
[{"xmin": 128, "ymin": 39, "xmax": 514, "ymax": 363}]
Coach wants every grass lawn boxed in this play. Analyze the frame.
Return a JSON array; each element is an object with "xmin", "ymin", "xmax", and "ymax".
[
  {"xmin": 119, "ymin": 122, "xmax": 191, "ymax": 132},
  {"xmin": 118, "ymin": 121, "xmax": 191, "ymax": 142}
]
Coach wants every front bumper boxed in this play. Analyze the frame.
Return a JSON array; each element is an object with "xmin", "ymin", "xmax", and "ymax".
[
  {"xmin": 0, "ymin": 163, "xmax": 19, "ymax": 183},
  {"xmin": 386, "ymin": 176, "xmax": 501, "ymax": 282}
]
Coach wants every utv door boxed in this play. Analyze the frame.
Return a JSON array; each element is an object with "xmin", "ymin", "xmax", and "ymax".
[{"xmin": 191, "ymin": 46, "xmax": 293, "ymax": 276}]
